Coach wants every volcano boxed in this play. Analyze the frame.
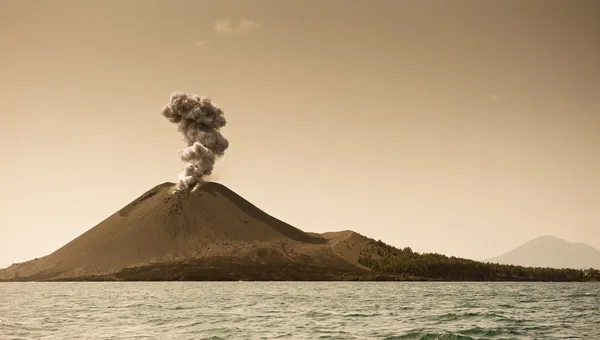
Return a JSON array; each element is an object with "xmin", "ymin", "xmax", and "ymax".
[{"xmin": 0, "ymin": 182, "xmax": 375, "ymax": 281}]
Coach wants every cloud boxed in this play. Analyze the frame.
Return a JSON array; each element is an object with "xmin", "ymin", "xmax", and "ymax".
[
  {"xmin": 214, "ymin": 18, "xmax": 262, "ymax": 34},
  {"xmin": 239, "ymin": 19, "xmax": 262, "ymax": 32},
  {"xmin": 487, "ymin": 94, "xmax": 500, "ymax": 102},
  {"xmin": 194, "ymin": 40, "xmax": 207, "ymax": 47}
]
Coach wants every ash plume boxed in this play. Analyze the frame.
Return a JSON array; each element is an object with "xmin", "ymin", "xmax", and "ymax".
[{"xmin": 161, "ymin": 92, "xmax": 229, "ymax": 191}]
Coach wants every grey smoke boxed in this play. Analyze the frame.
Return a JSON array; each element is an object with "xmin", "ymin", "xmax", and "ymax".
[{"xmin": 161, "ymin": 92, "xmax": 229, "ymax": 191}]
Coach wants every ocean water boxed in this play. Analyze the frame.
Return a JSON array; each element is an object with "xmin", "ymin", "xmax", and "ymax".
[{"xmin": 0, "ymin": 282, "xmax": 598, "ymax": 339}]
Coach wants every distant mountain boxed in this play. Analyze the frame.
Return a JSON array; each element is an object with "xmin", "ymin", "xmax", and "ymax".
[{"xmin": 486, "ymin": 235, "xmax": 600, "ymax": 269}]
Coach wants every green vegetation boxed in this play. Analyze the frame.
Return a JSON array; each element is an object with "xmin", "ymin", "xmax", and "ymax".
[{"xmin": 358, "ymin": 238, "xmax": 600, "ymax": 281}]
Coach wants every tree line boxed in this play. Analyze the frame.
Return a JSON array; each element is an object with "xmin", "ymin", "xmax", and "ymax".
[{"xmin": 358, "ymin": 238, "xmax": 600, "ymax": 281}]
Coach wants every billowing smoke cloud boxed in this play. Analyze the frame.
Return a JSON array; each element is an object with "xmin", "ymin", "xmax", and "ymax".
[{"xmin": 161, "ymin": 92, "xmax": 229, "ymax": 191}]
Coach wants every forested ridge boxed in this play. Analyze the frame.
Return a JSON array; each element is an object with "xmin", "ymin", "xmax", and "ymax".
[{"xmin": 358, "ymin": 238, "xmax": 600, "ymax": 281}]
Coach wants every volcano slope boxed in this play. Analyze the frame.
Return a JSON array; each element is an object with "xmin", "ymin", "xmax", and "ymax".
[{"xmin": 0, "ymin": 182, "xmax": 381, "ymax": 281}]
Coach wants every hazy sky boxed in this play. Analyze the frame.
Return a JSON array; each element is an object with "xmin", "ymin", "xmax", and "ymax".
[{"xmin": 1, "ymin": 0, "xmax": 599, "ymax": 268}]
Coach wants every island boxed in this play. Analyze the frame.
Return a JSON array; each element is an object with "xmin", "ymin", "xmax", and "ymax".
[{"xmin": 1, "ymin": 182, "xmax": 599, "ymax": 282}]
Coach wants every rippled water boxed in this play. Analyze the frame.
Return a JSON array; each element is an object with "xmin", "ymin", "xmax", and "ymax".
[{"xmin": 1, "ymin": 282, "xmax": 599, "ymax": 339}]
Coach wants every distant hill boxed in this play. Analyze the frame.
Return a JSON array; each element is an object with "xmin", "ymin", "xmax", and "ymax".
[
  {"xmin": 485, "ymin": 235, "xmax": 600, "ymax": 270},
  {"xmin": 1, "ymin": 183, "xmax": 599, "ymax": 281}
]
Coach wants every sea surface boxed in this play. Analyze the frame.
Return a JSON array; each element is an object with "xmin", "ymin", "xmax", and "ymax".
[{"xmin": 0, "ymin": 282, "xmax": 599, "ymax": 339}]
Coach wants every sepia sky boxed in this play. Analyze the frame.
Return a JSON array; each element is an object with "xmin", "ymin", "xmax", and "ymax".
[{"xmin": 1, "ymin": 0, "xmax": 599, "ymax": 268}]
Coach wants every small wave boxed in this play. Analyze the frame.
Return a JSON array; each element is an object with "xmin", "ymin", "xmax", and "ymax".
[
  {"xmin": 569, "ymin": 293, "xmax": 596, "ymax": 298},
  {"xmin": 305, "ymin": 311, "xmax": 330, "ymax": 318},
  {"xmin": 466, "ymin": 312, "xmax": 507, "ymax": 319},
  {"xmin": 165, "ymin": 305, "xmax": 195, "ymax": 311},
  {"xmin": 459, "ymin": 327, "xmax": 503, "ymax": 337},
  {"xmin": 435, "ymin": 312, "xmax": 507, "ymax": 321},
  {"xmin": 124, "ymin": 303, "xmax": 152, "ymax": 308},
  {"xmin": 435, "ymin": 313, "xmax": 460, "ymax": 321},
  {"xmin": 144, "ymin": 318, "xmax": 171, "ymax": 326},
  {"xmin": 344, "ymin": 313, "xmax": 381, "ymax": 317},
  {"xmin": 385, "ymin": 332, "xmax": 475, "ymax": 340},
  {"xmin": 174, "ymin": 321, "xmax": 204, "ymax": 329}
]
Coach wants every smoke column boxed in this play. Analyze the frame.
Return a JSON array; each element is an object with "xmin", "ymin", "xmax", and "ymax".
[{"xmin": 161, "ymin": 92, "xmax": 229, "ymax": 191}]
